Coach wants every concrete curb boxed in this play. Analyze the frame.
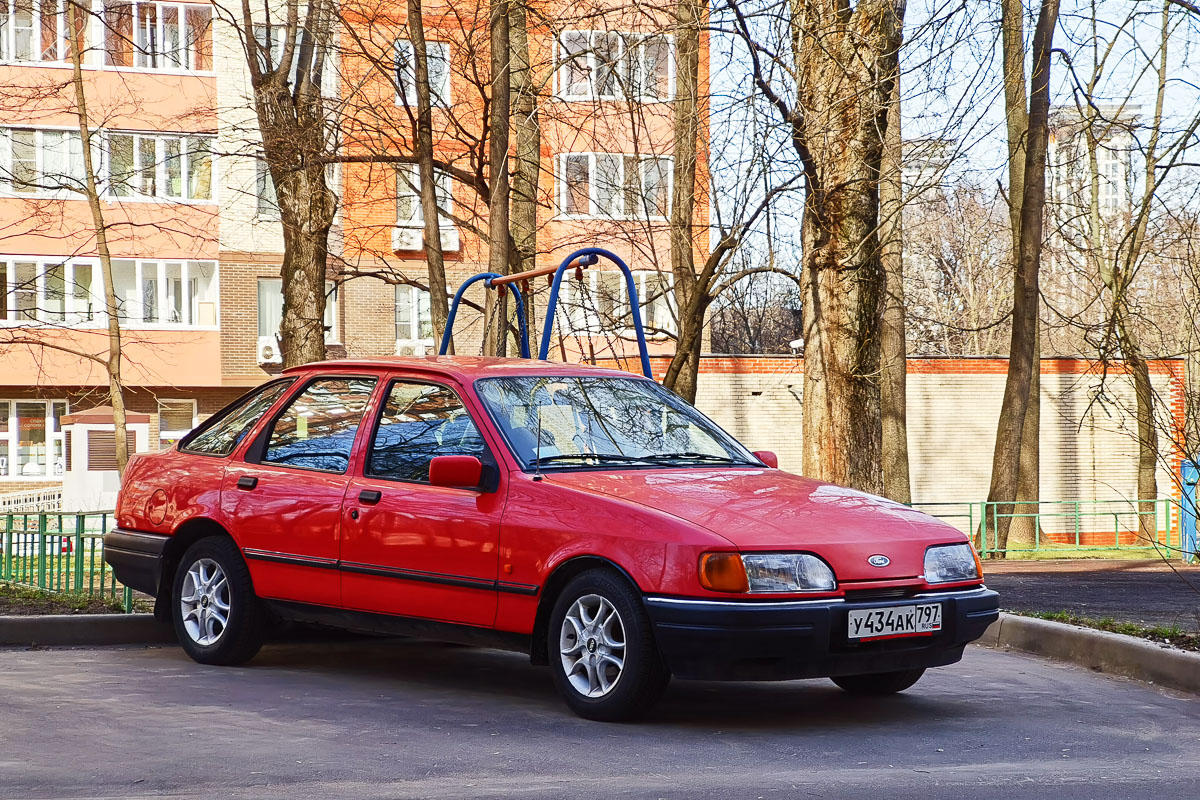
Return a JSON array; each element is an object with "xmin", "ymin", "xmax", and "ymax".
[
  {"xmin": 0, "ymin": 614, "xmax": 176, "ymax": 647},
  {"xmin": 981, "ymin": 612, "xmax": 1200, "ymax": 695}
]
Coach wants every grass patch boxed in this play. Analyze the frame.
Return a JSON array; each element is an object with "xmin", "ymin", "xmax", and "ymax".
[
  {"xmin": 1021, "ymin": 609, "xmax": 1200, "ymax": 653},
  {"xmin": 0, "ymin": 582, "xmax": 142, "ymax": 615},
  {"xmin": 998, "ymin": 547, "xmax": 1165, "ymax": 561}
]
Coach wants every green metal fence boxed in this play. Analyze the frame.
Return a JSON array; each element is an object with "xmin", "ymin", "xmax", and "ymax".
[
  {"xmin": 912, "ymin": 498, "xmax": 1188, "ymax": 560},
  {"xmin": 1, "ymin": 512, "xmax": 133, "ymax": 612}
]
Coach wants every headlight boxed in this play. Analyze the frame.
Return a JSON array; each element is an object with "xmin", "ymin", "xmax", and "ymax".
[
  {"xmin": 924, "ymin": 543, "xmax": 980, "ymax": 583},
  {"xmin": 699, "ymin": 552, "xmax": 836, "ymax": 593}
]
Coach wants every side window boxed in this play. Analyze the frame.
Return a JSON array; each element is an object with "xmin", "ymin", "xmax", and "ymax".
[
  {"xmin": 182, "ymin": 380, "xmax": 292, "ymax": 457},
  {"xmin": 263, "ymin": 377, "xmax": 377, "ymax": 473},
  {"xmin": 367, "ymin": 382, "xmax": 485, "ymax": 483}
]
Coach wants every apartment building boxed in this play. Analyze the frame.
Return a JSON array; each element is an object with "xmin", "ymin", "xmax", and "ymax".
[{"xmin": 0, "ymin": 0, "xmax": 705, "ymax": 497}]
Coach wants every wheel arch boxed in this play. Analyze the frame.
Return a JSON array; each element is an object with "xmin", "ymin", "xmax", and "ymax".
[
  {"xmin": 528, "ymin": 555, "xmax": 642, "ymax": 666},
  {"xmin": 153, "ymin": 517, "xmax": 238, "ymax": 622}
]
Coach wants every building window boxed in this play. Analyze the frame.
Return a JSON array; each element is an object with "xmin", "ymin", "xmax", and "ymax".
[
  {"xmin": 103, "ymin": 0, "xmax": 212, "ymax": 71},
  {"xmin": 556, "ymin": 31, "xmax": 672, "ymax": 101},
  {"xmin": 0, "ymin": 0, "xmax": 89, "ymax": 64},
  {"xmin": 0, "ymin": 128, "xmax": 85, "ymax": 195},
  {"xmin": 257, "ymin": 277, "xmax": 339, "ymax": 344},
  {"xmin": 103, "ymin": 131, "xmax": 212, "ymax": 201},
  {"xmin": 556, "ymin": 270, "xmax": 674, "ymax": 336},
  {"xmin": 157, "ymin": 398, "xmax": 195, "ymax": 449},
  {"xmin": 0, "ymin": 258, "xmax": 99, "ymax": 324},
  {"xmin": 395, "ymin": 39, "xmax": 450, "ymax": 106},
  {"xmin": 395, "ymin": 284, "xmax": 433, "ymax": 351},
  {"xmin": 557, "ymin": 153, "xmax": 672, "ymax": 219},
  {"xmin": 395, "ymin": 164, "xmax": 452, "ymax": 226},
  {"xmin": 0, "ymin": 399, "xmax": 67, "ymax": 478},
  {"xmin": 256, "ymin": 159, "xmax": 278, "ymax": 217},
  {"xmin": 104, "ymin": 259, "xmax": 217, "ymax": 326}
]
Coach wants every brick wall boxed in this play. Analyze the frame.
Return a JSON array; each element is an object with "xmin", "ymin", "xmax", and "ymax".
[{"xmin": 617, "ymin": 355, "xmax": 1187, "ymax": 508}]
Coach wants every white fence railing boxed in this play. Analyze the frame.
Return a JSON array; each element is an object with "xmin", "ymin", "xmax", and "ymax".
[{"xmin": 0, "ymin": 487, "xmax": 64, "ymax": 514}]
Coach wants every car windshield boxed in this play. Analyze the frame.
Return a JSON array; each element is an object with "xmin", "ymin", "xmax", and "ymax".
[{"xmin": 475, "ymin": 375, "xmax": 759, "ymax": 470}]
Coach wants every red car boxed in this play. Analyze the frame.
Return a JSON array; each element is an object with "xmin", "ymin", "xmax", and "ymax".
[{"xmin": 105, "ymin": 357, "xmax": 998, "ymax": 720}]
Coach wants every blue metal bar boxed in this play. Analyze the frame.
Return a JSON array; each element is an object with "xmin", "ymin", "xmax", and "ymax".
[
  {"xmin": 438, "ymin": 273, "xmax": 530, "ymax": 358},
  {"xmin": 539, "ymin": 247, "xmax": 653, "ymax": 378}
]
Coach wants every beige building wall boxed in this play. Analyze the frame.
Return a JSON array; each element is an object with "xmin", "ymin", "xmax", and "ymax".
[{"xmin": 681, "ymin": 357, "xmax": 1184, "ymax": 517}]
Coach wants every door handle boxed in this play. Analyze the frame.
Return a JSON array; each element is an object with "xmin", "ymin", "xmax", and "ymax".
[
  {"xmin": 358, "ymin": 489, "xmax": 382, "ymax": 505},
  {"xmin": 237, "ymin": 476, "xmax": 258, "ymax": 490}
]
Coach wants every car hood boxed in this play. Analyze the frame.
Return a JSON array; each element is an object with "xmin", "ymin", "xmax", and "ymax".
[{"xmin": 546, "ymin": 468, "xmax": 968, "ymax": 582}]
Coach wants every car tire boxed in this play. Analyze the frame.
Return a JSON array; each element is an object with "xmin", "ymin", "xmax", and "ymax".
[
  {"xmin": 171, "ymin": 537, "xmax": 266, "ymax": 666},
  {"xmin": 831, "ymin": 668, "xmax": 926, "ymax": 696},
  {"xmin": 547, "ymin": 569, "xmax": 670, "ymax": 722}
]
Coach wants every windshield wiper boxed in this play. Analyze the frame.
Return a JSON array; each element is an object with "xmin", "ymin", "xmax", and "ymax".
[
  {"xmin": 530, "ymin": 453, "xmax": 655, "ymax": 466},
  {"xmin": 641, "ymin": 452, "xmax": 755, "ymax": 465}
]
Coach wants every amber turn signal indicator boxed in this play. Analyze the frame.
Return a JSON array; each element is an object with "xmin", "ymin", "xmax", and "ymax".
[
  {"xmin": 972, "ymin": 547, "xmax": 984, "ymax": 578},
  {"xmin": 699, "ymin": 552, "xmax": 749, "ymax": 593}
]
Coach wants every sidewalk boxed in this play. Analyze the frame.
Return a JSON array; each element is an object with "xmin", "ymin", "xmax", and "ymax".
[{"xmin": 984, "ymin": 558, "xmax": 1200, "ymax": 632}]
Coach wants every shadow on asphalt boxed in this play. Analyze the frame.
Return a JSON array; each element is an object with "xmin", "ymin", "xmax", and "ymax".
[{"xmin": 215, "ymin": 635, "xmax": 975, "ymax": 731}]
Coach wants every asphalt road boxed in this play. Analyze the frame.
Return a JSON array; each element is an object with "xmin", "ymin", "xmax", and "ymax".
[{"xmin": 3, "ymin": 639, "xmax": 1199, "ymax": 800}]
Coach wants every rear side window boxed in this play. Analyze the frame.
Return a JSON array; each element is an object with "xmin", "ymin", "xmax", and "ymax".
[
  {"xmin": 182, "ymin": 380, "xmax": 293, "ymax": 457},
  {"xmin": 367, "ymin": 381, "xmax": 486, "ymax": 482},
  {"xmin": 263, "ymin": 377, "xmax": 376, "ymax": 473}
]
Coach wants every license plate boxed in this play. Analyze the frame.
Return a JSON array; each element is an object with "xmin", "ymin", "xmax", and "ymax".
[{"xmin": 847, "ymin": 603, "xmax": 942, "ymax": 641}]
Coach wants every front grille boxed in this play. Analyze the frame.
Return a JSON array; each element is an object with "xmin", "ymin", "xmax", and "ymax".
[{"xmin": 842, "ymin": 587, "xmax": 912, "ymax": 601}]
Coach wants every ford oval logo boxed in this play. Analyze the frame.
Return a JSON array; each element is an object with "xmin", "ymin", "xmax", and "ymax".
[{"xmin": 868, "ymin": 554, "xmax": 890, "ymax": 568}]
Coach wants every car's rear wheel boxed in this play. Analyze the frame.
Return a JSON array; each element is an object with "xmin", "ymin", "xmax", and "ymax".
[
  {"xmin": 831, "ymin": 668, "xmax": 926, "ymax": 695},
  {"xmin": 547, "ymin": 569, "xmax": 670, "ymax": 721},
  {"xmin": 172, "ymin": 537, "xmax": 266, "ymax": 666}
]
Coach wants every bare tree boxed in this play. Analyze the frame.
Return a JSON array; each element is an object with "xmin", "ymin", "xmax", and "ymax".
[{"xmin": 983, "ymin": 0, "xmax": 1061, "ymax": 553}]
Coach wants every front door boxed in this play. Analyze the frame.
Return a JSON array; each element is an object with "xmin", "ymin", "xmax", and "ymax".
[
  {"xmin": 223, "ymin": 375, "xmax": 378, "ymax": 607},
  {"xmin": 340, "ymin": 378, "xmax": 504, "ymax": 627}
]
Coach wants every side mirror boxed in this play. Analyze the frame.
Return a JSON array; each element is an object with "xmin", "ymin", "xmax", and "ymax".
[
  {"xmin": 753, "ymin": 450, "xmax": 778, "ymax": 469},
  {"xmin": 428, "ymin": 455, "xmax": 483, "ymax": 489}
]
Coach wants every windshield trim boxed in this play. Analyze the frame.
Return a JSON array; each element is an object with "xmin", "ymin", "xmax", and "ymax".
[{"xmin": 472, "ymin": 374, "xmax": 765, "ymax": 473}]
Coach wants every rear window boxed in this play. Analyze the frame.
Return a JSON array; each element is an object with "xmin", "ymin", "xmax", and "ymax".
[
  {"xmin": 262, "ymin": 377, "xmax": 377, "ymax": 473},
  {"xmin": 181, "ymin": 380, "xmax": 293, "ymax": 457}
]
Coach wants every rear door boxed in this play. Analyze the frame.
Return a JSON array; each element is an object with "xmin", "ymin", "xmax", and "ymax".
[
  {"xmin": 340, "ymin": 376, "xmax": 505, "ymax": 627},
  {"xmin": 222, "ymin": 374, "xmax": 379, "ymax": 607}
]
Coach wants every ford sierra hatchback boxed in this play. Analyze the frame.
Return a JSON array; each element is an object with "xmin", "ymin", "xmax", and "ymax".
[{"xmin": 105, "ymin": 357, "xmax": 999, "ymax": 720}]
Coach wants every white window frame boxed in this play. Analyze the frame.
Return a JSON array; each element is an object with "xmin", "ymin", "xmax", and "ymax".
[
  {"xmin": 104, "ymin": 0, "xmax": 214, "ymax": 73},
  {"xmin": 255, "ymin": 158, "xmax": 278, "ymax": 219},
  {"xmin": 0, "ymin": 399, "xmax": 68, "ymax": 479},
  {"xmin": 156, "ymin": 398, "xmax": 196, "ymax": 448},
  {"xmin": 395, "ymin": 163, "xmax": 453, "ymax": 227},
  {"xmin": 257, "ymin": 277, "xmax": 340, "ymax": 344},
  {"xmin": 101, "ymin": 130, "xmax": 215, "ymax": 203},
  {"xmin": 0, "ymin": 256, "xmax": 219, "ymax": 329},
  {"xmin": 555, "ymin": 152, "xmax": 673, "ymax": 220},
  {"xmin": 395, "ymin": 284, "xmax": 434, "ymax": 351},
  {"xmin": 0, "ymin": 127, "xmax": 86, "ymax": 197},
  {"xmin": 554, "ymin": 30, "xmax": 674, "ymax": 102},
  {"xmin": 395, "ymin": 38, "xmax": 451, "ymax": 107}
]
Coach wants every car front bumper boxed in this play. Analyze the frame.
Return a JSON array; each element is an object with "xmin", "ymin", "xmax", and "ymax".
[
  {"xmin": 644, "ymin": 586, "xmax": 1000, "ymax": 681},
  {"xmin": 103, "ymin": 529, "xmax": 170, "ymax": 598}
]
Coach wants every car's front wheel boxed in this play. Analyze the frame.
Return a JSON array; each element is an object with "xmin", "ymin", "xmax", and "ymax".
[
  {"xmin": 547, "ymin": 569, "xmax": 670, "ymax": 722},
  {"xmin": 831, "ymin": 668, "xmax": 926, "ymax": 695},
  {"xmin": 172, "ymin": 537, "xmax": 266, "ymax": 666}
]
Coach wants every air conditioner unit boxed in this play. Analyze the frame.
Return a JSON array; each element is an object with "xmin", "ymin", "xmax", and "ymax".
[
  {"xmin": 392, "ymin": 226, "xmax": 461, "ymax": 253},
  {"xmin": 395, "ymin": 342, "xmax": 429, "ymax": 357},
  {"xmin": 392, "ymin": 226, "xmax": 422, "ymax": 252},
  {"xmin": 256, "ymin": 336, "xmax": 282, "ymax": 365}
]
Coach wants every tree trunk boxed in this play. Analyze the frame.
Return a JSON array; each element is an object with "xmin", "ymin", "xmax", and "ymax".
[
  {"xmin": 244, "ymin": 0, "xmax": 337, "ymax": 368},
  {"xmin": 1010, "ymin": 333, "xmax": 1040, "ymax": 548},
  {"xmin": 793, "ymin": 0, "xmax": 904, "ymax": 494},
  {"xmin": 879, "ymin": 57, "xmax": 910, "ymax": 504},
  {"xmin": 408, "ymin": 0, "xmax": 450, "ymax": 350},
  {"xmin": 483, "ymin": 0, "xmax": 511, "ymax": 357},
  {"xmin": 68, "ymin": 6, "xmax": 129, "ymax": 477},
  {"xmin": 663, "ymin": 0, "xmax": 703, "ymax": 401},
  {"xmin": 983, "ymin": 0, "xmax": 1060, "ymax": 554},
  {"xmin": 509, "ymin": 0, "xmax": 540, "ymax": 351}
]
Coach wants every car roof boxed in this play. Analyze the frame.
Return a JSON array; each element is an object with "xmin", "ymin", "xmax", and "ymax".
[{"xmin": 282, "ymin": 355, "xmax": 648, "ymax": 382}]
